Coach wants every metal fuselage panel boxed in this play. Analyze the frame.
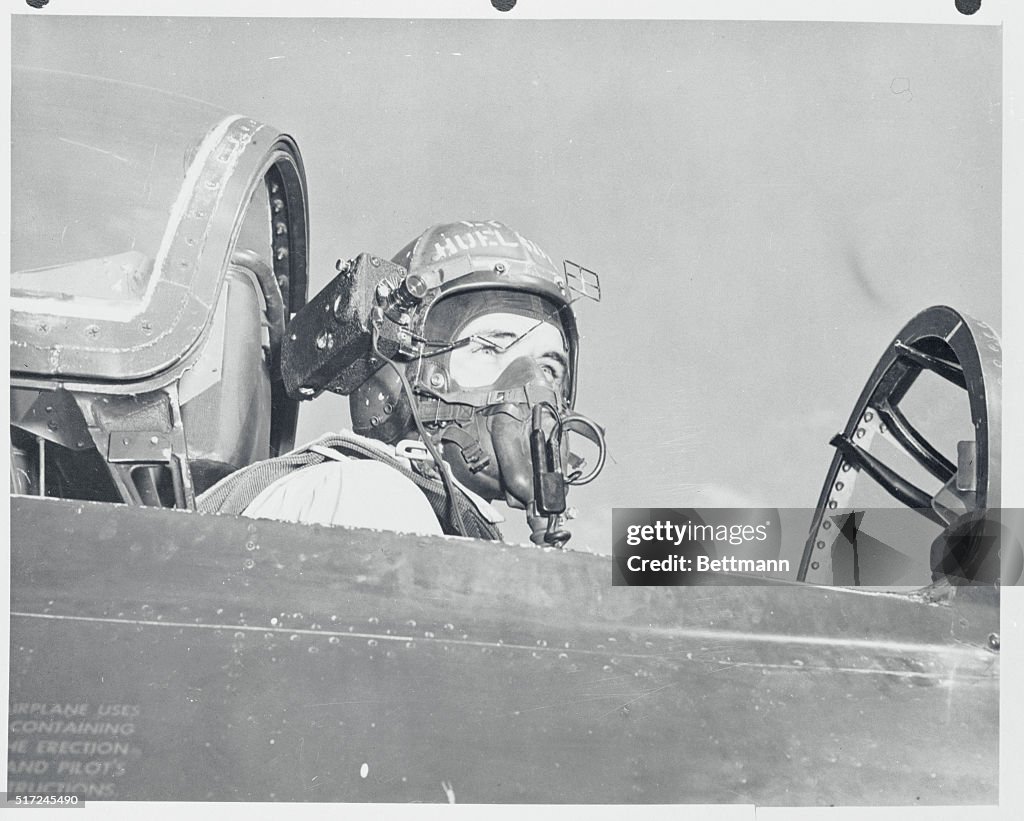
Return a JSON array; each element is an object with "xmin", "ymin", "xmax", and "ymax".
[{"xmin": 8, "ymin": 497, "xmax": 998, "ymax": 804}]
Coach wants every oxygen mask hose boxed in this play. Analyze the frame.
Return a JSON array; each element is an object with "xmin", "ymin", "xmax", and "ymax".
[
  {"xmin": 527, "ymin": 508, "xmax": 572, "ymax": 548},
  {"xmin": 528, "ymin": 403, "xmax": 571, "ymax": 547},
  {"xmin": 371, "ymin": 323, "xmax": 468, "ymax": 537}
]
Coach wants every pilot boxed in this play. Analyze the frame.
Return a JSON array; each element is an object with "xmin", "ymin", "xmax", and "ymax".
[{"xmin": 198, "ymin": 220, "xmax": 605, "ymax": 547}]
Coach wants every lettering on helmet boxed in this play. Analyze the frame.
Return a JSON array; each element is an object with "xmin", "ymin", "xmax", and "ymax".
[
  {"xmin": 430, "ymin": 224, "xmax": 554, "ymax": 266},
  {"xmin": 513, "ymin": 233, "xmax": 555, "ymax": 266},
  {"xmin": 432, "ymin": 236, "xmax": 460, "ymax": 261}
]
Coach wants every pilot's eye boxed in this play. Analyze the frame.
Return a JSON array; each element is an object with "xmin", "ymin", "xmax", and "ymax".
[{"xmin": 541, "ymin": 362, "xmax": 564, "ymax": 383}]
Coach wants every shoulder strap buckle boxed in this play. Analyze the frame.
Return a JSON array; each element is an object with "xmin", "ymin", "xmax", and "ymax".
[{"xmin": 395, "ymin": 439, "xmax": 434, "ymax": 462}]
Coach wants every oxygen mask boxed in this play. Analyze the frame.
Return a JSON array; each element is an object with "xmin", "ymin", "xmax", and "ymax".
[{"xmin": 427, "ymin": 352, "xmax": 606, "ymax": 548}]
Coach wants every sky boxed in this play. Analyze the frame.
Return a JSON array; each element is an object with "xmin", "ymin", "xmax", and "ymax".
[{"xmin": 12, "ymin": 16, "xmax": 1002, "ymax": 552}]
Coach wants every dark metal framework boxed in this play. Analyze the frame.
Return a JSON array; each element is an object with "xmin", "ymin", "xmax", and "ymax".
[{"xmin": 798, "ymin": 306, "xmax": 1002, "ymax": 584}]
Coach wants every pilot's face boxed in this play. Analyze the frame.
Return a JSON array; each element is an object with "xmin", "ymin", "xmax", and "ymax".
[
  {"xmin": 442, "ymin": 311, "xmax": 570, "ymax": 509},
  {"xmin": 447, "ymin": 312, "xmax": 569, "ymax": 397}
]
